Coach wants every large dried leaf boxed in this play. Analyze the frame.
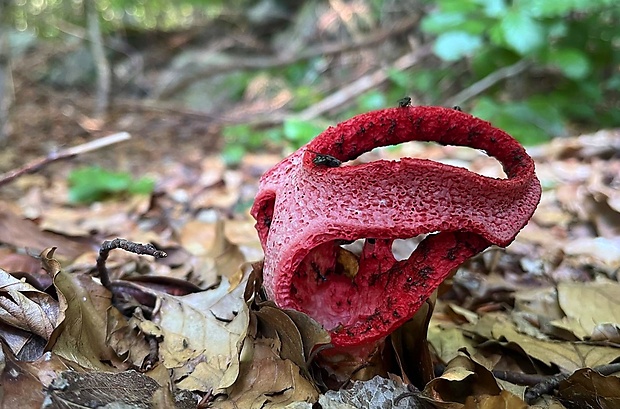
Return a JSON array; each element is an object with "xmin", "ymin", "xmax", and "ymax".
[
  {"xmin": 551, "ymin": 280, "xmax": 620, "ymax": 341},
  {"xmin": 43, "ymin": 370, "xmax": 172, "ymax": 409},
  {"xmin": 106, "ymin": 307, "xmax": 151, "ymax": 368},
  {"xmin": 0, "ymin": 203, "xmax": 93, "ymax": 262},
  {"xmin": 423, "ymin": 354, "xmax": 501, "ymax": 407},
  {"xmin": 428, "ymin": 324, "xmax": 479, "ymax": 365},
  {"xmin": 137, "ymin": 273, "xmax": 250, "ymax": 393},
  {"xmin": 0, "ymin": 269, "xmax": 58, "ymax": 339},
  {"xmin": 0, "ymin": 344, "xmax": 46, "ymax": 408},
  {"xmin": 462, "ymin": 390, "xmax": 528, "ymax": 409},
  {"xmin": 562, "ymin": 237, "xmax": 620, "ymax": 275},
  {"xmin": 214, "ymin": 337, "xmax": 318, "ymax": 409},
  {"xmin": 0, "ymin": 344, "xmax": 74, "ymax": 408},
  {"xmin": 487, "ymin": 314, "xmax": 620, "ymax": 372},
  {"xmin": 557, "ymin": 368, "xmax": 620, "ymax": 409},
  {"xmin": 283, "ymin": 308, "xmax": 331, "ymax": 363},
  {"xmin": 42, "ymin": 248, "xmax": 127, "ymax": 371},
  {"xmin": 254, "ymin": 304, "xmax": 307, "ymax": 371},
  {"xmin": 179, "ymin": 219, "xmax": 246, "ymax": 288}
]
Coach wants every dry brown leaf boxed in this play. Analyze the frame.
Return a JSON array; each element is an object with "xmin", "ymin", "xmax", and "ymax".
[
  {"xmin": 0, "ymin": 344, "xmax": 47, "ymax": 408},
  {"xmin": 283, "ymin": 308, "xmax": 331, "ymax": 363},
  {"xmin": 512, "ymin": 287, "xmax": 564, "ymax": 340},
  {"xmin": 0, "ymin": 203, "xmax": 93, "ymax": 262},
  {"xmin": 41, "ymin": 248, "xmax": 128, "ymax": 371},
  {"xmin": 106, "ymin": 307, "xmax": 152, "ymax": 368},
  {"xmin": 551, "ymin": 280, "xmax": 620, "ymax": 341},
  {"xmin": 0, "ymin": 343, "xmax": 74, "ymax": 407},
  {"xmin": 462, "ymin": 390, "xmax": 528, "ymax": 409},
  {"xmin": 38, "ymin": 198, "xmax": 144, "ymax": 237},
  {"xmin": 427, "ymin": 324, "xmax": 479, "ymax": 365},
  {"xmin": 0, "ymin": 248, "xmax": 43, "ymax": 277},
  {"xmin": 254, "ymin": 304, "xmax": 307, "ymax": 371},
  {"xmin": 135, "ymin": 273, "xmax": 251, "ymax": 393},
  {"xmin": 557, "ymin": 368, "xmax": 620, "ymax": 409},
  {"xmin": 487, "ymin": 314, "xmax": 620, "ymax": 372},
  {"xmin": 0, "ymin": 322, "xmax": 46, "ymax": 359},
  {"xmin": 179, "ymin": 219, "xmax": 246, "ymax": 287},
  {"xmin": 562, "ymin": 237, "xmax": 620, "ymax": 276},
  {"xmin": 423, "ymin": 354, "xmax": 501, "ymax": 407},
  {"xmin": 213, "ymin": 337, "xmax": 319, "ymax": 409},
  {"xmin": 43, "ymin": 370, "xmax": 166, "ymax": 408},
  {"xmin": 0, "ymin": 269, "xmax": 59, "ymax": 341}
]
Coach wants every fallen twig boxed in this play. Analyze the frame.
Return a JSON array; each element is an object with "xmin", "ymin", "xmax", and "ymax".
[
  {"xmin": 244, "ymin": 45, "xmax": 432, "ymax": 127},
  {"xmin": 0, "ymin": 131, "xmax": 131, "ymax": 187},
  {"xmin": 96, "ymin": 238, "xmax": 167, "ymax": 289},
  {"xmin": 443, "ymin": 59, "xmax": 532, "ymax": 108},
  {"xmin": 293, "ymin": 45, "xmax": 432, "ymax": 122}
]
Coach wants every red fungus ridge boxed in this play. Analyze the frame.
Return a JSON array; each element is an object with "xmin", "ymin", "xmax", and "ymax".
[{"xmin": 251, "ymin": 106, "xmax": 541, "ymax": 348}]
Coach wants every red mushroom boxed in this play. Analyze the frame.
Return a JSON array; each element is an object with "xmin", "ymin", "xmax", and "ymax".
[{"xmin": 251, "ymin": 106, "xmax": 541, "ymax": 349}]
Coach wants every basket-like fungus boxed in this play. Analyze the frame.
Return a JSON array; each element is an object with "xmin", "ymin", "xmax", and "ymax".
[{"xmin": 251, "ymin": 106, "xmax": 541, "ymax": 348}]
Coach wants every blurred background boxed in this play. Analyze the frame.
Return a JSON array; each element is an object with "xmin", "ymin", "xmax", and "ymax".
[{"xmin": 0, "ymin": 0, "xmax": 619, "ymax": 200}]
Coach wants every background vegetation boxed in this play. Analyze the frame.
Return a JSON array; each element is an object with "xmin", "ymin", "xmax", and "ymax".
[{"xmin": 2, "ymin": 0, "xmax": 619, "ymax": 166}]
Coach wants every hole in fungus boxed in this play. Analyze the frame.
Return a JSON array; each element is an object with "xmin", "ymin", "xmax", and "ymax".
[
  {"xmin": 392, "ymin": 236, "xmax": 427, "ymax": 261},
  {"xmin": 344, "ymin": 142, "xmax": 506, "ymax": 179}
]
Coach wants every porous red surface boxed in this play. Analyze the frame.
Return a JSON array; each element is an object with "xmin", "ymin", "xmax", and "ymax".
[{"xmin": 251, "ymin": 106, "xmax": 541, "ymax": 347}]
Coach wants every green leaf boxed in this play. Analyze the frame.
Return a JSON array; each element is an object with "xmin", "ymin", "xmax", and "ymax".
[
  {"xmin": 500, "ymin": 10, "xmax": 545, "ymax": 54},
  {"xmin": 283, "ymin": 119, "xmax": 325, "ymax": 148},
  {"xmin": 387, "ymin": 68, "xmax": 414, "ymax": 89},
  {"xmin": 516, "ymin": 0, "xmax": 614, "ymax": 18},
  {"xmin": 421, "ymin": 12, "xmax": 466, "ymax": 34},
  {"xmin": 221, "ymin": 144, "xmax": 246, "ymax": 168},
  {"xmin": 475, "ymin": 0, "xmax": 508, "ymax": 18},
  {"xmin": 433, "ymin": 31, "xmax": 483, "ymax": 61},
  {"xmin": 357, "ymin": 91, "xmax": 387, "ymax": 111},
  {"xmin": 471, "ymin": 98, "xmax": 564, "ymax": 145},
  {"xmin": 546, "ymin": 48, "xmax": 591, "ymax": 79},
  {"xmin": 68, "ymin": 166, "xmax": 154, "ymax": 204},
  {"xmin": 434, "ymin": 0, "xmax": 479, "ymax": 13}
]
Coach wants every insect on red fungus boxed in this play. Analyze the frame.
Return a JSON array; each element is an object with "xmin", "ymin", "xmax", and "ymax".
[
  {"xmin": 307, "ymin": 149, "xmax": 342, "ymax": 168},
  {"xmin": 397, "ymin": 97, "xmax": 412, "ymax": 107},
  {"xmin": 251, "ymin": 106, "xmax": 541, "ymax": 350}
]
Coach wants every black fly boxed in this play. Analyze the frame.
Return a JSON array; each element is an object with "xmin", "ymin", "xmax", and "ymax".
[
  {"xmin": 308, "ymin": 150, "xmax": 342, "ymax": 167},
  {"xmin": 452, "ymin": 105, "xmax": 463, "ymax": 111},
  {"xmin": 397, "ymin": 97, "xmax": 412, "ymax": 107}
]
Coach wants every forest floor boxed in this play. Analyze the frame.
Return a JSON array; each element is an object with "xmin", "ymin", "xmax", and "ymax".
[{"xmin": 0, "ymin": 52, "xmax": 619, "ymax": 408}]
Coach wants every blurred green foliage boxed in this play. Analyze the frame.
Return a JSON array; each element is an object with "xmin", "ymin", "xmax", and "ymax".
[
  {"xmin": 416, "ymin": 0, "xmax": 619, "ymax": 144},
  {"xmin": 8, "ymin": 0, "xmax": 620, "ymax": 159},
  {"xmin": 68, "ymin": 166, "xmax": 154, "ymax": 204},
  {"xmin": 10, "ymin": 0, "xmax": 233, "ymax": 35}
]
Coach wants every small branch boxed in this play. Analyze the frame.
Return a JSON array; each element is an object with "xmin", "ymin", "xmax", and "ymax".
[
  {"xmin": 96, "ymin": 238, "xmax": 167, "ymax": 289},
  {"xmin": 297, "ymin": 46, "xmax": 432, "ymax": 121},
  {"xmin": 142, "ymin": 334, "xmax": 160, "ymax": 371},
  {"xmin": 443, "ymin": 59, "xmax": 532, "ymax": 108},
  {"xmin": 0, "ymin": 132, "xmax": 131, "ymax": 186},
  {"xmin": 247, "ymin": 45, "xmax": 432, "ymax": 127},
  {"xmin": 0, "ymin": 132, "xmax": 131, "ymax": 187}
]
